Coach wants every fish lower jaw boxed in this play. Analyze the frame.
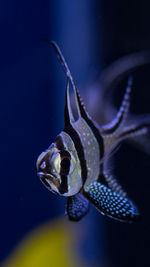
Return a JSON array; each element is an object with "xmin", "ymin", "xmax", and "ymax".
[{"xmin": 37, "ymin": 172, "xmax": 54, "ymax": 179}]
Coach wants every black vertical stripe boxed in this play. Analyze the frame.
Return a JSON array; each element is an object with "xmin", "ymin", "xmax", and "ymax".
[
  {"xmin": 76, "ymin": 90, "xmax": 104, "ymax": 173},
  {"xmin": 64, "ymin": 79, "xmax": 71, "ymax": 127},
  {"xmin": 55, "ymin": 136, "xmax": 70, "ymax": 194},
  {"xmin": 64, "ymin": 125, "xmax": 87, "ymax": 184},
  {"xmin": 55, "ymin": 135, "xmax": 65, "ymax": 150},
  {"xmin": 59, "ymin": 150, "xmax": 71, "ymax": 176},
  {"xmin": 59, "ymin": 175, "xmax": 68, "ymax": 194}
]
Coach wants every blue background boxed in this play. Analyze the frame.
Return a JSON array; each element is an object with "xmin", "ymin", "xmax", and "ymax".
[{"xmin": 0, "ymin": 1, "xmax": 150, "ymax": 266}]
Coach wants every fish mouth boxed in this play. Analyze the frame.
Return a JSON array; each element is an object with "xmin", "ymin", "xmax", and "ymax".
[
  {"xmin": 37, "ymin": 172, "xmax": 60, "ymax": 191},
  {"xmin": 37, "ymin": 172, "xmax": 52, "ymax": 186},
  {"xmin": 37, "ymin": 171, "xmax": 58, "ymax": 180},
  {"xmin": 37, "ymin": 172, "xmax": 54, "ymax": 180}
]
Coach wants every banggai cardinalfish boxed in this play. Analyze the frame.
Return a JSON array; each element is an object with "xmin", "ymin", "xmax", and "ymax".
[{"xmin": 37, "ymin": 40, "xmax": 150, "ymax": 222}]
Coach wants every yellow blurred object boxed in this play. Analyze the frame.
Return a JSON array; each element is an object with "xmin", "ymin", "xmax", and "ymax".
[{"xmin": 3, "ymin": 217, "xmax": 83, "ymax": 267}]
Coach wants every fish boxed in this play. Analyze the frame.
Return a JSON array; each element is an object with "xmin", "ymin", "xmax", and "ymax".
[{"xmin": 37, "ymin": 40, "xmax": 150, "ymax": 222}]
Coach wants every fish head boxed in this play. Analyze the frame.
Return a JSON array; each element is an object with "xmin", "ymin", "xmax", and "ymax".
[{"xmin": 37, "ymin": 133, "xmax": 82, "ymax": 196}]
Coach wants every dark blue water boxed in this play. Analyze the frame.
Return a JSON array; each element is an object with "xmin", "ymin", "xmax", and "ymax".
[{"xmin": 0, "ymin": 1, "xmax": 150, "ymax": 267}]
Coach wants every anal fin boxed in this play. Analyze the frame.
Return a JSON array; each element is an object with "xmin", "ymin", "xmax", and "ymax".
[{"xmin": 83, "ymin": 182, "xmax": 140, "ymax": 222}]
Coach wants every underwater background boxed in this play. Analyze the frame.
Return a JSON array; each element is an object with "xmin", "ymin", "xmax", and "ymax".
[{"xmin": 0, "ymin": 0, "xmax": 150, "ymax": 266}]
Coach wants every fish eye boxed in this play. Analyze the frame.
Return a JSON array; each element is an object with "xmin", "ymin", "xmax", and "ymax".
[{"xmin": 61, "ymin": 157, "xmax": 70, "ymax": 170}]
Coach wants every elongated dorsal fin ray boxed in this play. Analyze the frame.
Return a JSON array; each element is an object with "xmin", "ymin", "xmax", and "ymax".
[
  {"xmin": 118, "ymin": 120, "xmax": 150, "ymax": 141},
  {"xmin": 42, "ymin": 39, "xmax": 82, "ymax": 118},
  {"xmin": 101, "ymin": 76, "xmax": 133, "ymax": 135},
  {"xmin": 99, "ymin": 51, "xmax": 150, "ymax": 95},
  {"xmin": 64, "ymin": 79, "xmax": 75, "ymax": 126}
]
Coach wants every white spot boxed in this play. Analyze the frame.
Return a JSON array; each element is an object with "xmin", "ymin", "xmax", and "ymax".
[{"xmin": 40, "ymin": 161, "xmax": 46, "ymax": 169}]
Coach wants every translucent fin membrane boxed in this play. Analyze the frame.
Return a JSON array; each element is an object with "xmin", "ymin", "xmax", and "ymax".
[{"xmin": 101, "ymin": 76, "xmax": 132, "ymax": 134}]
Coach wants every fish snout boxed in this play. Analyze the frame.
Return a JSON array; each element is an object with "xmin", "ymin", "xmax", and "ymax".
[{"xmin": 36, "ymin": 151, "xmax": 51, "ymax": 174}]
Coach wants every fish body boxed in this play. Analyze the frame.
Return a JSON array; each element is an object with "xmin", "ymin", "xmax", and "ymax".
[{"xmin": 37, "ymin": 41, "xmax": 150, "ymax": 222}]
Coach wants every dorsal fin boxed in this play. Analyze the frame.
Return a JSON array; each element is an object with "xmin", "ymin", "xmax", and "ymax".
[
  {"xmin": 42, "ymin": 39, "xmax": 84, "ymax": 120},
  {"xmin": 42, "ymin": 40, "xmax": 105, "ymax": 165},
  {"xmin": 64, "ymin": 78, "xmax": 75, "ymax": 126},
  {"xmin": 101, "ymin": 76, "xmax": 132, "ymax": 135}
]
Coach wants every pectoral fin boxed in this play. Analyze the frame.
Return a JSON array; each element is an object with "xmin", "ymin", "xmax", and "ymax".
[
  {"xmin": 83, "ymin": 182, "xmax": 140, "ymax": 222},
  {"xmin": 66, "ymin": 193, "xmax": 90, "ymax": 221}
]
